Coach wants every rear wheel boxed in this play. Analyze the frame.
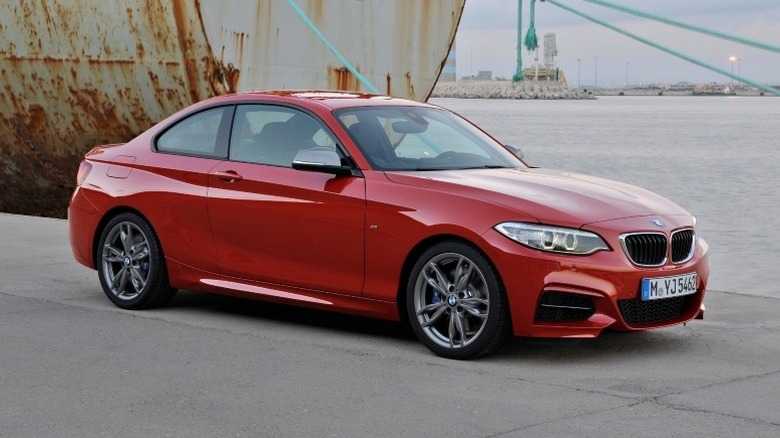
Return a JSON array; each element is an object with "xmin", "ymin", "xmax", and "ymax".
[
  {"xmin": 97, "ymin": 213, "xmax": 176, "ymax": 309},
  {"xmin": 406, "ymin": 241, "xmax": 509, "ymax": 359}
]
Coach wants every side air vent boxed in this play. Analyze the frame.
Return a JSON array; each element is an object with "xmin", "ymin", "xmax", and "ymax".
[{"xmin": 535, "ymin": 292, "xmax": 596, "ymax": 322}]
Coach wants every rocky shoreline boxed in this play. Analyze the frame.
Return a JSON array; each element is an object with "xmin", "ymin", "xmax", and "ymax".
[
  {"xmin": 432, "ymin": 80, "xmax": 773, "ymax": 99},
  {"xmin": 432, "ymin": 80, "xmax": 594, "ymax": 99}
]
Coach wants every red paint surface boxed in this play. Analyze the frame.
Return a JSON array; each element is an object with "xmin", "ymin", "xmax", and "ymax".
[{"xmin": 68, "ymin": 91, "xmax": 710, "ymax": 338}]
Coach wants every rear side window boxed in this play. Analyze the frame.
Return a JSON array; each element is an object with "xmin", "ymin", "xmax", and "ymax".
[{"xmin": 156, "ymin": 107, "xmax": 230, "ymax": 157}]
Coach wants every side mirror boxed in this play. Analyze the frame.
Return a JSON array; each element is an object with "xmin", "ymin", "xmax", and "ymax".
[
  {"xmin": 292, "ymin": 147, "xmax": 354, "ymax": 176},
  {"xmin": 505, "ymin": 144, "xmax": 524, "ymax": 160}
]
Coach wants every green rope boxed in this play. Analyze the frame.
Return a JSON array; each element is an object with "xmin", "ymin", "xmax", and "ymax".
[
  {"xmin": 524, "ymin": 0, "xmax": 539, "ymax": 52},
  {"xmin": 578, "ymin": 0, "xmax": 780, "ymax": 55},
  {"xmin": 284, "ymin": 0, "xmax": 379, "ymax": 93},
  {"xmin": 513, "ymin": 0, "xmax": 524, "ymax": 82},
  {"xmin": 544, "ymin": 0, "xmax": 780, "ymax": 96}
]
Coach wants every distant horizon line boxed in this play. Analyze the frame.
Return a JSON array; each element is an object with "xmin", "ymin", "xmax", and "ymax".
[{"xmin": 448, "ymin": 78, "xmax": 780, "ymax": 88}]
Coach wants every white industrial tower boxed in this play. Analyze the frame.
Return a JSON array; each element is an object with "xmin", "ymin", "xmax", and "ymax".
[{"xmin": 543, "ymin": 33, "xmax": 557, "ymax": 70}]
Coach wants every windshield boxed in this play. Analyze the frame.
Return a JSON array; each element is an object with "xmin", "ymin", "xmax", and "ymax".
[{"xmin": 334, "ymin": 106, "xmax": 521, "ymax": 171}]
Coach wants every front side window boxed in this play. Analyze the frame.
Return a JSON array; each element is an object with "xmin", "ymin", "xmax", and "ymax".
[
  {"xmin": 335, "ymin": 106, "xmax": 520, "ymax": 171},
  {"xmin": 229, "ymin": 105, "xmax": 339, "ymax": 167},
  {"xmin": 156, "ymin": 107, "xmax": 229, "ymax": 157}
]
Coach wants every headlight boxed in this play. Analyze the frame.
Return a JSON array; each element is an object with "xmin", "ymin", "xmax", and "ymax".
[{"xmin": 494, "ymin": 222, "xmax": 609, "ymax": 255}]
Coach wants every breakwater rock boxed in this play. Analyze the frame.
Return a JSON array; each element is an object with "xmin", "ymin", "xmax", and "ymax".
[{"xmin": 431, "ymin": 81, "xmax": 595, "ymax": 100}]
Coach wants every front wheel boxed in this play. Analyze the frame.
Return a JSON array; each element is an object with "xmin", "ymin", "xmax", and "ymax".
[
  {"xmin": 97, "ymin": 212, "xmax": 176, "ymax": 309},
  {"xmin": 406, "ymin": 241, "xmax": 509, "ymax": 359}
]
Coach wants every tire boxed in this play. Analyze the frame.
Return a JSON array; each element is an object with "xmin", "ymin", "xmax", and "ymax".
[
  {"xmin": 406, "ymin": 241, "xmax": 509, "ymax": 359},
  {"xmin": 96, "ymin": 212, "xmax": 177, "ymax": 309}
]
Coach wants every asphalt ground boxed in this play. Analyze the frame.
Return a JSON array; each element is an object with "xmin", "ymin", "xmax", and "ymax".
[{"xmin": 1, "ymin": 212, "xmax": 779, "ymax": 437}]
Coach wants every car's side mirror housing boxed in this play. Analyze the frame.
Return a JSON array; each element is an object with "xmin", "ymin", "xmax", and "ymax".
[
  {"xmin": 292, "ymin": 147, "xmax": 354, "ymax": 176},
  {"xmin": 505, "ymin": 144, "xmax": 524, "ymax": 160}
]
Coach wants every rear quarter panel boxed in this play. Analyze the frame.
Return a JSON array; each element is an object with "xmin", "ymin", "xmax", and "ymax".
[{"xmin": 77, "ymin": 137, "xmax": 224, "ymax": 275}]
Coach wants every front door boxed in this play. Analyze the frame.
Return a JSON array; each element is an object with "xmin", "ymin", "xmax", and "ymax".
[{"xmin": 207, "ymin": 104, "xmax": 366, "ymax": 296}]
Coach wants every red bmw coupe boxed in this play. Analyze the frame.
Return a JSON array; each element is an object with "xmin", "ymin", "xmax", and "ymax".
[{"xmin": 68, "ymin": 91, "xmax": 709, "ymax": 359}]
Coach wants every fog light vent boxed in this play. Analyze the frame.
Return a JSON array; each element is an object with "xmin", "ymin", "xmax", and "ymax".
[{"xmin": 534, "ymin": 292, "xmax": 596, "ymax": 322}]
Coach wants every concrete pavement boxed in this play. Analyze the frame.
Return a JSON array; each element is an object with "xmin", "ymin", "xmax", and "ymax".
[{"xmin": 1, "ymin": 213, "xmax": 779, "ymax": 437}]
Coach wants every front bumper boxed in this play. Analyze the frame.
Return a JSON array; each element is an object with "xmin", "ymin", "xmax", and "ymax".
[{"xmin": 481, "ymin": 221, "xmax": 710, "ymax": 339}]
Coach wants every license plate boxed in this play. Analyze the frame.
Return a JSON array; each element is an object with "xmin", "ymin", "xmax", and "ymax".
[{"xmin": 641, "ymin": 273, "xmax": 698, "ymax": 301}]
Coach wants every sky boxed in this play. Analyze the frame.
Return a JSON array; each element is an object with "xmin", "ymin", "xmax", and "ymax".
[{"xmin": 456, "ymin": 0, "xmax": 780, "ymax": 87}]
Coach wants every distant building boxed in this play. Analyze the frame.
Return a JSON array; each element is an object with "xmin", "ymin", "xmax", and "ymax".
[
  {"xmin": 460, "ymin": 70, "xmax": 493, "ymax": 81},
  {"xmin": 668, "ymin": 81, "xmax": 695, "ymax": 92},
  {"xmin": 476, "ymin": 70, "xmax": 493, "ymax": 81},
  {"xmin": 520, "ymin": 67, "xmax": 561, "ymax": 82},
  {"xmin": 440, "ymin": 42, "xmax": 456, "ymax": 82}
]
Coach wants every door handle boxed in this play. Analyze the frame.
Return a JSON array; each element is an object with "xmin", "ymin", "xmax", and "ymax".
[{"xmin": 214, "ymin": 170, "xmax": 243, "ymax": 183}]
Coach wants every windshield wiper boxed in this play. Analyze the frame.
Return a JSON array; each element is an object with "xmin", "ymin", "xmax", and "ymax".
[
  {"xmin": 410, "ymin": 165, "xmax": 512, "ymax": 171},
  {"xmin": 413, "ymin": 166, "xmax": 452, "ymax": 171},
  {"xmin": 458, "ymin": 164, "xmax": 512, "ymax": 170}
]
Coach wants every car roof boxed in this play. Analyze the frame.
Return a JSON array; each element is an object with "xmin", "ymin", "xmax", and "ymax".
[{"xmin": 200, "ymin": 90, "xmax": 436, "ymax": 111}]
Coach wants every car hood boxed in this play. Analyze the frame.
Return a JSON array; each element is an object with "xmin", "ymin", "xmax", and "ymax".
[{"xmin": 384, "ymin": 168, "xmax": 690, "ymax": 228}]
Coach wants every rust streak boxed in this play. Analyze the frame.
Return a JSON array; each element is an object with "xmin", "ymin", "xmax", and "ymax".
[
  {"xmin": 171, "ymin": 0, "xmax": 201, "ymax": 102},
  {"xmin": 86, "ymin": 59, "xmax": 136, "ymax": 65},
  {"xmin": 405, "ymin": 71, "xmax": 416, "ymax": 101},
  {"xmin": 206, "ymin": 58, "xmax": 240, "ymax": 95},
  {"xmin": 386, "ymin": 73, "xmax": 391, "ymax": 96},
  {"xmin": 307, "ymin": 1, "xmax": 324, "ymax": 25},
  {"xmin": 328, "ymin": 66, "xmax": 359, "ymax": 92}
]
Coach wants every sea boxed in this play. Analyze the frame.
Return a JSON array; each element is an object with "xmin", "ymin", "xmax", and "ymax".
[{"xmin": 431, "ymin": 96, "xmax": 780, "ymax": 298}]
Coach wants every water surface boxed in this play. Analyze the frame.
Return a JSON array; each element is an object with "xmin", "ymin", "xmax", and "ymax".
[{"xmin": 432, "ymin": 96, "xmax": 780, "ymax": 297}]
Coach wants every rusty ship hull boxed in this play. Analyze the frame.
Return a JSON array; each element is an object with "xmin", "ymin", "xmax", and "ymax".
[{"xmin": 0, "ymin": 0, "xmax": 464, "ymax": 217}]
